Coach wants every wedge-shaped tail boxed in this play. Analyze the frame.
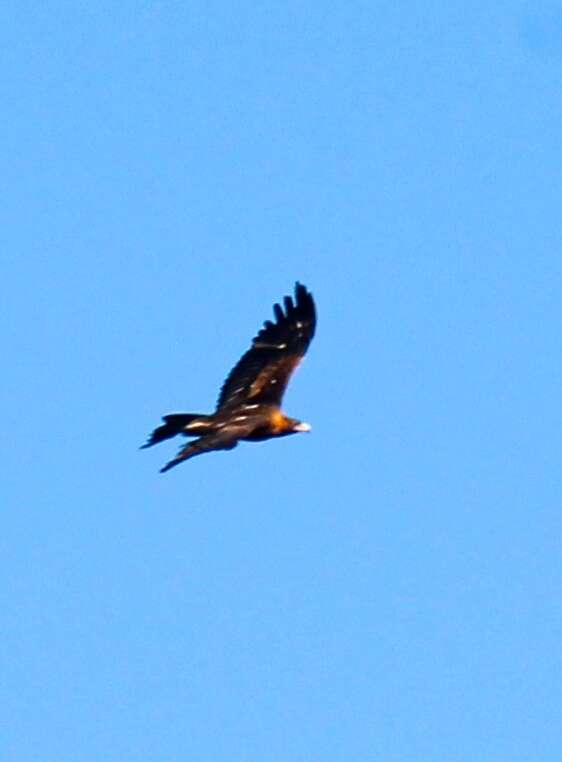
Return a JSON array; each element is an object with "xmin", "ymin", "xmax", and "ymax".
[{"xmin": 141, "ymin": 413, "xmax": 210, "ymax": 449}]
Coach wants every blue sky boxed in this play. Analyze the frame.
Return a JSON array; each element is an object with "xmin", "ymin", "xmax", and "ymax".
[{"xmin": 3, "ymin": 2, "xmax": 562, "ymax": 760}]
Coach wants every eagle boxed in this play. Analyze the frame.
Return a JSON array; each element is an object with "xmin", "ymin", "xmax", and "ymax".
[{"xmin": 142, "ymin": 282, "xmax": 316, "ymax": 472}]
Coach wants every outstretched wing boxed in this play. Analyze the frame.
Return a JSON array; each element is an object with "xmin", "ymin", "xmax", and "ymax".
[
  {"xmin": 160, "ymin": 429, "xmax": 241, "ymax": 473},
  {"xmin": 216, "ymin": 282, "xmax": 316, "ymax": 411}
]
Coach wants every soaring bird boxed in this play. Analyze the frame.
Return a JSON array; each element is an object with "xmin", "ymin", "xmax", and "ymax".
[{"xmin": 142, "ymin": 282, "xmax": 316, "ymax": 472}]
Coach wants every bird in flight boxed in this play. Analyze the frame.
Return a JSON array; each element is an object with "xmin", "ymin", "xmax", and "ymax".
[{"xmin": 142, "ymin": 282, "xmax": 316, "ymax": 472}]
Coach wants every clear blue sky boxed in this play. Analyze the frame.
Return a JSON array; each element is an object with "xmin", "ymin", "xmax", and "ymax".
[{"xmin": 3, "ymin": 2, "xmax": 562, "ymax": 760}]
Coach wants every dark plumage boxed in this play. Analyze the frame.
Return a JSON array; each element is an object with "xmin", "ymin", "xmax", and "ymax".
[{"xmin": 142, "ymin": 282, "xmax": 316, "ymax": 472}]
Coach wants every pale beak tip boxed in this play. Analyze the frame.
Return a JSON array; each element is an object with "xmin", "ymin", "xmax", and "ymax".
[{"xmin": 294, "ymin": 422, "xmax": 311, "ymax": 432}]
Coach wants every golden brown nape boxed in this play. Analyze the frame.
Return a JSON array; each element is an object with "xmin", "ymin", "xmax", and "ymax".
[
  {"xmin": 142, "ymin": 282, "xmax": 316, "ymax": 472},
  {"xmin": 240, "ymin": 408, "xmax": 312, "ymax": 441},
  {"xmin": 272, "ymin": 411, "xmax": 311, "ymax": 435}
]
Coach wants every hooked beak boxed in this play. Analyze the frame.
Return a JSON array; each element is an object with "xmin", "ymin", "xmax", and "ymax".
[{"xmin": 293, "ymin": 421, "xmax": 311, "ymax": 432}]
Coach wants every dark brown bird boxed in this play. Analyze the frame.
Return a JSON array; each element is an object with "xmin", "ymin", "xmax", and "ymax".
[{"xmin": 142, "ymin": 282, "xmax": 316, "ymax": 472}]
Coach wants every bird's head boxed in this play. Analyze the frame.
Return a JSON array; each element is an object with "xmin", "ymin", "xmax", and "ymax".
[
  {"xmin": 289, "ymin": 418, "xmax": 311, "ymax": 434},
  {"xmin": 271, "ymin": 410, "xmax": 312, "ymax": 437}
]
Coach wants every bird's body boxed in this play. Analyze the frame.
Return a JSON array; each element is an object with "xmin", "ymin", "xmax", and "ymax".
[{"xmin": 142, "ymin": 283, "xmax": 316, "ymax": 472}]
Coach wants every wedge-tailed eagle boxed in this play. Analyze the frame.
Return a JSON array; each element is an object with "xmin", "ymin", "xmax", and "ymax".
[{"xmin": 142, "ymin": 282, "xmax": 316, "ymax": 472}]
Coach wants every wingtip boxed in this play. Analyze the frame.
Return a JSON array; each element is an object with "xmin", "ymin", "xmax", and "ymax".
[
  {"xmin": 295, "ymin": 281, "xmax": 312, "ymax": 302},
  {"xmin": 159, "ymin": 456, "xmax": 184, "ymax": 473}
]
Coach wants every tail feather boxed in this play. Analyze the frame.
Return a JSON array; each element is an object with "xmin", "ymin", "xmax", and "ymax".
[{"xmin": 141, "ymin": 413, "xmax": 208, "ymax": 449}]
